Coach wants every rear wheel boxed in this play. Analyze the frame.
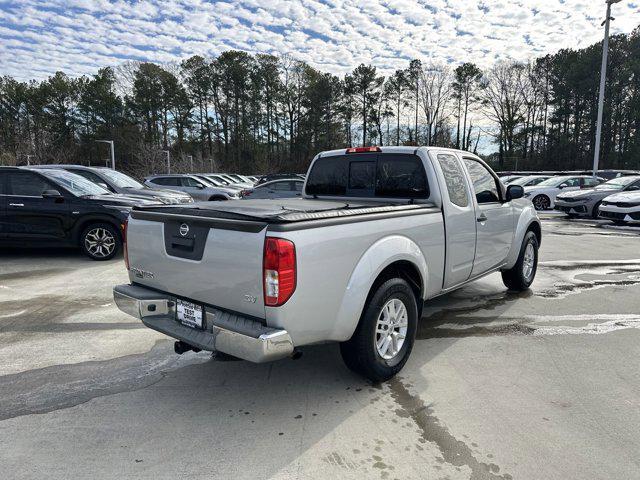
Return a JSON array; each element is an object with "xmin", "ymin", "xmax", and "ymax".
[
  {"xmin": 501, "ymin": 231, "xmax": 538, "ymax": 291},
  {"xmin": 340, "ymin": 278, "xmax": 418, "ymax": 382},
  {"xmin": 80, "ymin": 223, "xmax": 121, "ymax": 261},
  {"xmin": 532, "ymin": 195, "xmax": 550, "ymax": 211}
]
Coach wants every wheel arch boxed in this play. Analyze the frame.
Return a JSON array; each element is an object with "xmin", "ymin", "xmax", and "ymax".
[
  {"xmin": 72, "ymin": 215, "xmax": 124, "ymax": 245},
  {"xmin": 503, "ymin": 207, "xmax": 541, "ymax": 270},
  {"xmin": 332, "ymin": 235, "xmax": 428, "ymax": 342}
]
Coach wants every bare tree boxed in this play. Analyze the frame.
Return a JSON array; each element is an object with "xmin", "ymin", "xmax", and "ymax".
[{"xmin": 419, "ymin": 63, "xmax": 453, "ymax": 147}]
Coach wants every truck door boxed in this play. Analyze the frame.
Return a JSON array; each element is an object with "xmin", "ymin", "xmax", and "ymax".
[
  {"xmin": 434, "ymin": 153, "xmax": 476, "ymax": 288},
  {"xmin": 462, "ymin": 158, "xmax": 514, "ymax": 276}
]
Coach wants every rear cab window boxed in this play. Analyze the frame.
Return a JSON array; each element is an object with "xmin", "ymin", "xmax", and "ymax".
[{"xmin": 306, "ymin": 153, "xmax": 428, "ymax": 199}]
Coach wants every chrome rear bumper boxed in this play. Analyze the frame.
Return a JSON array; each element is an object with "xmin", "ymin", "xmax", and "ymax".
[{"xmin": 113, "ymin": 284, "xmax": 293, "ymax": 363}]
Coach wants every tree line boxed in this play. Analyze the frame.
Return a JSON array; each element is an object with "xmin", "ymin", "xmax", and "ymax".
[{"xmin": 1, "ymin": 26, "xmax": 639, "ymax": 177}]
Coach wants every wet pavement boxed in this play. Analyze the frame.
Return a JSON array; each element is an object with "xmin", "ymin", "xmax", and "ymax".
[{"xmin": 1, "ymin": 218, "xmax": 639, "ymax": 480}]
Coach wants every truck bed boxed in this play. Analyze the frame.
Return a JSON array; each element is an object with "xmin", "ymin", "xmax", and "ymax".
[{"xmin": 131, "ymin": 198, "xmax": 437, "ymax": 225}]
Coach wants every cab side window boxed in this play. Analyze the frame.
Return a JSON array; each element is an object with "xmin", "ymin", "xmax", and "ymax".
[
  {"xmin": 463, "ymin": 159, "xmax": 501, "ymax": 204},
  {"xmin": 7, "ymin": 172, "xmax": 53, "ymax": 196},
  {"xmin": 437, "ymin": 154, "xmax": 469, "ymax": 207}
]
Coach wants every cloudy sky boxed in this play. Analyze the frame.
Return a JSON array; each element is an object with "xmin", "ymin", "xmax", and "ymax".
[{"xmin": 1, "ymin": 0, "xmax": 639, "ymax": 81}]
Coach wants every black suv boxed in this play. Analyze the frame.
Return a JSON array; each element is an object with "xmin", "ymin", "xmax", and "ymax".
[{"xmin": 0, "ymin": 167, "xmax": 158, "ymax": 260}]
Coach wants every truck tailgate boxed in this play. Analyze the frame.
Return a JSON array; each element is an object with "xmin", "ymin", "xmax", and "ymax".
[{"xmin": 126, "ymin": 211, "xmax": 267, "ymax": 319}]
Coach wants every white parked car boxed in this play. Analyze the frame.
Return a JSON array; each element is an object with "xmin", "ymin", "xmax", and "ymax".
[
  {"xmin": 599, "ymin": 191, "xmax": 640, "ymax": 225},
  {"xmin": 524, "ymin": 175, "xmax": 601, "ymax": 211}
]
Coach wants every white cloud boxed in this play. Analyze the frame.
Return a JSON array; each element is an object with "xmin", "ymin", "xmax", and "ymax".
[{"xmin": 0, "ymin": 0, "xmax": 638, "ymax": 80}]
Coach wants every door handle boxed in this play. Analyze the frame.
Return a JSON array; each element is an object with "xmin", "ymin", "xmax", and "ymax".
[
  {"xmin": 477, "ymin": 213, "xmax": 488, "ymax": 222},
  {"xmin": 9, "ymin": 203, "xmax": 24, "ymax": 207}
]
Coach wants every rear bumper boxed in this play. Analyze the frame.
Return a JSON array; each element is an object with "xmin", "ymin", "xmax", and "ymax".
[{"xmin": 113, "ymin": 284, "xmax": 293, "ymax": 363}]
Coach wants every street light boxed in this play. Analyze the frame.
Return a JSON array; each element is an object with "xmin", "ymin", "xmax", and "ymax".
[
  {"xmin": 163, "ymin": 150, "xmax": 171, "ymax": 173},
  {"xmin": 188, "ymin": 155, "xmax": 193, "ymax": 172},
  {"xmin": 593, "ymin": 0, "xmax": 622, "ymax": 178},
  {"xmin": 96, "ymin": 140, "xmax": 115, "ymax": 170}
]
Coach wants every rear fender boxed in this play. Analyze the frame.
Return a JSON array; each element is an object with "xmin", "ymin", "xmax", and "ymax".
[{"xmin": 331, "ymin": 235, "xmax": 428, "ymax": 341}]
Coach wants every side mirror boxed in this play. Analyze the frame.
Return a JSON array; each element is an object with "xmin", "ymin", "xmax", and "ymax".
[
  {"xmin": 506, "ymin": 185, "xmax": 524, "ymax": 201},
  {"xmin": 42, "ymin": 189, "xmax": 62, "ymax": 198},
  {"xmin": 558, "ymin": 184, "xmax": 567, "ymax": 189}
]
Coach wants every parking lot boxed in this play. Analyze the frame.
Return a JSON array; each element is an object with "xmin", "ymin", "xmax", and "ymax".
[{"xmin": 1, "ymin": 215, "xmax": 639, "ymax": 480}]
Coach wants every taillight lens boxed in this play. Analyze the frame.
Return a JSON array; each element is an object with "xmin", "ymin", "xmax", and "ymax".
[
  {"xmin": 122, "ymin": 218, "xmax": 129, "ymax": 271},
  {"xmin": 263, "ymin": 237, "xmax": 296, "ymax": 306}
]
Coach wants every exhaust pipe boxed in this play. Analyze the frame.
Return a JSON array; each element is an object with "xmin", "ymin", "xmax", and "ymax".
[{"xmin": 174, "ymin": 341, "xmax": 201, "ymax": 355}]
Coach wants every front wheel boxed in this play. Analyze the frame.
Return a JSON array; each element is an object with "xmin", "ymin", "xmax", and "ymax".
[
  {"xmin": 80, "ymin": 223, "xmax": 121, "ymax": 261},
  {"xmin": 532, "ymin": 195, "xmax": 550, "ymax": 211},
  {"xmin": 501, "ymin": 231, "xmax": 539, "ymax": 291},
  {"xmin": 340, "ymin": 278, "xmax": 418, "ymax": 382}
]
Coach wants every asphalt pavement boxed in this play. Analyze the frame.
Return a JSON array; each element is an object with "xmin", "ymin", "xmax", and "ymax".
[{"xmin": 1, "ymin": 217, "xmax": 639, "ymax": 480}]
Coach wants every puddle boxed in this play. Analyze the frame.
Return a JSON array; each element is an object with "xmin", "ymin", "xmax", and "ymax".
[
  {"xmin": 388, "ymin": 377, "xmax": 511, "ymax": 480},
  {"xmin": 418, "ymin": 260, "xmax": 640, "ymax": 340}
]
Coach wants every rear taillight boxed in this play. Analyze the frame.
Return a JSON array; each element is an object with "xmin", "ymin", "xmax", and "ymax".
[
  {"xmin": 241, "ymin": 189, "xmax": 252, "ymax": 197},
  {"xmin": 122, "ymin": 218, "xmax": 129, "ymax": 271},
  {"xmin": 346, "ymin": 146, "xmax": 381, "ymax": 154},
  {"xmin": 263, "ymin": 237, "xmax": 296, "ymax": 306}
]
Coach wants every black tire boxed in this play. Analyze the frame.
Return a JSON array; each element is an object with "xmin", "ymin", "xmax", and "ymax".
[
  {"xmin": 592, "ymin": 201, "xmax": 602, "ymax": 219},
  {"xmin": 209, "ymin": 196, "xmax": 227, "ymax": 201},
  {"xmin": 613, "ymin": 220, "xmax": 628, "ymax": 226},
  {"xmin": 532, "ymin": 195, "xmax": 550, "ymax": 211},
  {"xmin": 501, "ymin": 231, "xmax": 539, "ymax": 291},
  {"xmin": 340, "ymin": 278, "xmax": 418, "ymax": 382},
  {"xmin": 80, "ymin": 222, "xmax": 121, "ymax": 261}
]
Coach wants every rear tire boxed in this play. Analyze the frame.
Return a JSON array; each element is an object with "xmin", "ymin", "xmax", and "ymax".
[
  {"xmin": 80, "ymin": 223, "xmax": 121, "ymax": 261},
  {"xmin": 501, "ymin": 231, "xmax": 538, "ymax": 291},
  {"xmin": 340, "ymin": 278, "xmax": 418, "ymax": 382}
]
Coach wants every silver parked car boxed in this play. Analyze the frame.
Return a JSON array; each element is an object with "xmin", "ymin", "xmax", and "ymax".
[
  {"xmin": 507, "ymin": 175, "xmax": 552, "ymax": 188},
  {"xmin": 555, "ymin": 175, "xmax": 640, "ymax": 218},
  {"xmin": 241, "ymin": 178, "xmax": 304, "ymax": 199},
  {"xmin": 144, "ymin": 174, "xmax": 241, "ymax": 201}
]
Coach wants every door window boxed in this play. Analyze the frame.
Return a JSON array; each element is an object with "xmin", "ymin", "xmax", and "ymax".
[
  {"xmin": 293, "ymin": 181, "xmax": 304, "ymax": 192},
  {"xmin": 182, "ymin": 177, "xmax": 203, "ymax": 188},
  {"xmin": 70, "ymin": 170, "xmax": 113, "ymax": 191},
  {"xmin": 581, "ymin": 178, "xmax": 599, "ymax": 188},
  {"xmin": 272, "ymin": 181, "xmax": 291, "ymax": 191},
  {"xmin": 7, "ymin": 172, "xmax": 53, "ymax": 196},
  {"xmin": 561, "ymin": 178, "xmax": 580, "ymax": 188},
  {"xmin": 437, "ymin": 154, "xmax": 469, "ymax": 207},
  {"xmin": 463, "ymin": 159, "xmax": 501, "ymax": 204}
]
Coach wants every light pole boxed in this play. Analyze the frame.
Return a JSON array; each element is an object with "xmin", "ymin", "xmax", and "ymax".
[
  {"xmin": 188, "ymin": 155, "xmax": 193, "ymax": 172},
  {"xmin": 593, "ymin": 0, "xmax": 621, "ymax": 178},
  {"xmin": 163, "ymin": 150, "xmax": 171, "ymax": 173},
  {"xmin": 96, "ymin": 140, "xmax": 115, "ymax": 170}
]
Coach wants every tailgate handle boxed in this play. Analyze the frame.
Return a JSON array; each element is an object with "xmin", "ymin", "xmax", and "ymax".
[{"xmin": 171, "ymin": 236, "xmax": 195, "ymax": 251}]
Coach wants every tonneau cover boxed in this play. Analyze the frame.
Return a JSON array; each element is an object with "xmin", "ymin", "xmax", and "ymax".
[{"xmin": 132, "ymin": 198, "xmax": 436, "ymax": 224}]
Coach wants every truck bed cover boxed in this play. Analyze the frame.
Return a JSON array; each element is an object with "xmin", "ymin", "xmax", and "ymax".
[{"xmin": 132, "ymin": 198, "xmax": 438, "ymax": 224}]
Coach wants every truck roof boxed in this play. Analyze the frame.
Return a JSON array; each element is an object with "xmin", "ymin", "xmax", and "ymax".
[{"xmin": 317, "ymin": 146, "xmax": 474, "ymax": 158}]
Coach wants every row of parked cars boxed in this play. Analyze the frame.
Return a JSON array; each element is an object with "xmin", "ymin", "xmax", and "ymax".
[
  {"xmin": 500, "ymin": 173, "xmax": 640, "ymax": 224},
  {"xmin": 0, "ymin": 164, "xmax": 306, "ymax": 260}
]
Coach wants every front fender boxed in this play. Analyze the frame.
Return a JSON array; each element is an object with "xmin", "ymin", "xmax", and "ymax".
[
  {"xmin": 331, "ymin": 235, "xmax": 428, "ymax": 341},
  {"xmin": 503, "ymin": 201, "xmax": 540, "ymax": 270}
]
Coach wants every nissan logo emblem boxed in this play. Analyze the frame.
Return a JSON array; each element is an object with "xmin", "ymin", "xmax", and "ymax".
[{"xmin": 179, "ymin": 223, "xmax": 190, "ymax": 236}]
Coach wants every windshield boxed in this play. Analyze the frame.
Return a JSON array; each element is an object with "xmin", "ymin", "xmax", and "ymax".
[
  {"xmin": 511, "ymin": 176, "xmax": 548, "ymax": 186},
  {"xmin": 536, "ymin": 176, "xmax": 573, "ymax": 187},
  {"xmin": 210, "ymin": 175, "xmax": 229, "ymax": 185},
  {"xmin": 201, "ymin": 175, "xmax": 224, "ymax": 187},
  {"xmin": 45, "ymin": 169, "xmax": 110, "ymax": 196},
  {"xmin": 595, "ymin": 177, "xmax": 639, "ymax": 191},
  {"xmin": 98, "ymin": 169, "xmax": 144, "ymax": 189}
]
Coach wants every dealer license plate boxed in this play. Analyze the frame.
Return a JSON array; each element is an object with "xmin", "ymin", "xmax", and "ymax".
[{"xmin": 176, "ymin": 299, "xmax": 204, "ymax": 329}]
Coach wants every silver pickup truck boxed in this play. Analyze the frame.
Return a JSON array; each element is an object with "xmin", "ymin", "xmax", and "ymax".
[{"xmin": 114, "ymin": 146, "xmax": 540, "ymax": 381}]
